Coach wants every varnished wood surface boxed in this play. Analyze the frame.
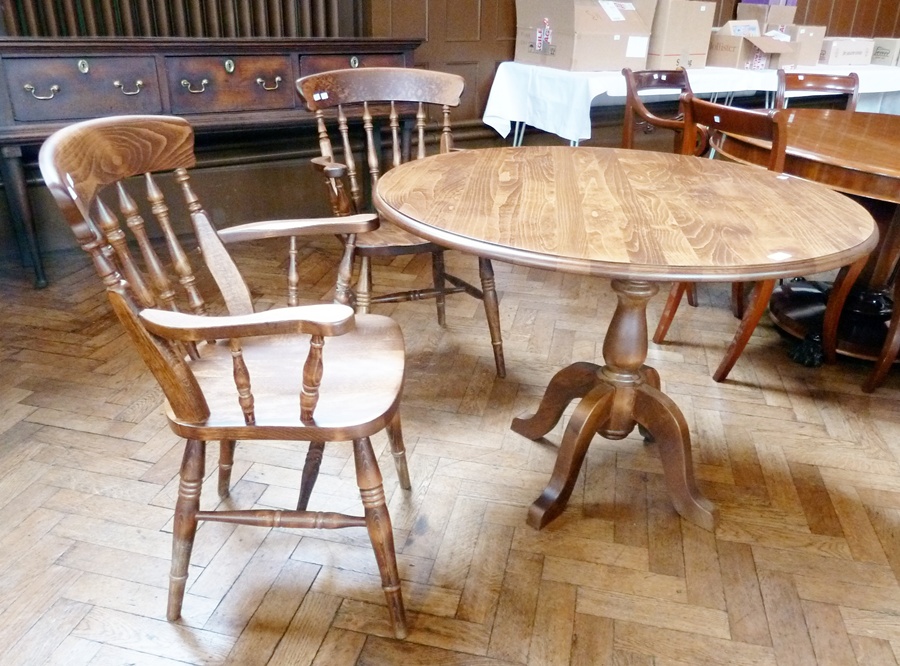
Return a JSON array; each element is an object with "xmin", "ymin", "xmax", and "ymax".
[
  {"xmin": 7, "ymin": 243, "xmax": 900, "ymax": 664},
  {"xmin": 376, "ymin": 144, "xmax": 877, "ymax": 532},
  {"xmin": 39, "ymin": 114, "xmax": 412, "ymax": 638},
  {"xmin": 715, "ymin": 110, "xmax": 900, "ymax": 204},
  {"xmin": 374, "ymin": 146, "xmax": 878, "ymax": 283}
]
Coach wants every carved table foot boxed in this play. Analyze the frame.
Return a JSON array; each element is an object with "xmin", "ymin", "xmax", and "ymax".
[{"xmin": 515, "ymin": 279, "xmax": 717, "ymax": 532}]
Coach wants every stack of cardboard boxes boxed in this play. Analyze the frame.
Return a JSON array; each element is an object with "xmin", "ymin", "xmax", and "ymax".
[
  {"xmin": 513, "ymin": 0, "xmax": 716, "ymax": 71},
  {"xmin": 707, "ymin": 0, "xmax": 827, "ymax": 70},
  {"xmin": 514, "ymin": 0, "xmax": 895, "ymax": 72}
]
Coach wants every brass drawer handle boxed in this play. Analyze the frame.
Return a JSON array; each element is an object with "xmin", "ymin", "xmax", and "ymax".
[
  {"xmin": 181, "ymin": 78, "xmax": 209, "ymax": 94},
  {"xmin": 114, "ymin": 79, "xmax": 144, "ymax": 96},
  {"xmin": 256, "ymin": 76, "xmax": 282, "ymax": 91},
  {"xmin": 24, "ymin": 83, "xmax": 60, "ymax": 100}
]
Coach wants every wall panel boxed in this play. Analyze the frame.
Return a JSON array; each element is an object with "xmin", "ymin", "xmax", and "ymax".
[{"xmin": 446, "ymin": 0, "xmax": 481, "ymax": 41}]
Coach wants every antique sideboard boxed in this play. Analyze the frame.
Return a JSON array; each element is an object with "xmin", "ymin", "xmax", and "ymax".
[{"xmin": 0, "ymin": 36, "xmax": 420, "ymax": 286}]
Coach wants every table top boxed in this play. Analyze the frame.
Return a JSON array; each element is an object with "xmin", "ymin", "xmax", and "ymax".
[
  {"xmin": 374, "ymin": 146, "xmax": 878, "ymax": 282},
  {"xmin": 482, "ymin": 62, "xmax": 900, "ymax": 142},
  {"xmin": 715, "ymin": 109, "xmax": 900, "ymax": 204}
]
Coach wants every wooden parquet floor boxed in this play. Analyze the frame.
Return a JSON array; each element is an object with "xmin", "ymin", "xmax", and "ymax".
[{"xmin": 4, "ymin": 238, "xmax": 900, "ymax": 665}]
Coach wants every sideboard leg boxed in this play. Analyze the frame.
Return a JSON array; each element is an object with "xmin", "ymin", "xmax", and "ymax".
[{"xmin": 2, "ymin": 146, "xmax": 48, "ymax": 288}]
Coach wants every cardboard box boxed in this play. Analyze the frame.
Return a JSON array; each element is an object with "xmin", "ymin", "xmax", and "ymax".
[
  {"xmin": 736, "ymin": 3, "xmax": 796, "ymax": 29},
  {"xmin": 514, "ymin": 0, "xmax": 656, "ymax": 71},
  {"xmin": 819, "ymin": 37, "xmax": 875, "ymax": 65},
  {"xmin": 872, "ymin": 38, "xmax": 900, "ymax": 66},
  {"xmin": 646, "ymin": 0, "xmax": 717, "ymax": 69},
  {"xmin": 767, "ymin": 24, "xmax": 826, "ymax": 68},
  {"xmin": 707, "ymin": 21, "xmax": 794, "ymax": 70}
]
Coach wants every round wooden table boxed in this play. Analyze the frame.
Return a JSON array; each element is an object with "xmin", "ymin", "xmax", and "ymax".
[
  {"xmin": 374, "ymin": 146, "xmax": 877, "ymax": 531},
  {"xmin": 714, "ymin": 110, "xmax": 900, "ymax": 386}
]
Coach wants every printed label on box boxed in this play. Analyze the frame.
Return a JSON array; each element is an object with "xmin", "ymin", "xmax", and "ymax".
[
  {"xmin": 599, "ymin": 1, "xmax": 627, "ymax": 20},
  {"xmin": 626, "ymin": 34, "xmax": 650, "ymax": 57}
]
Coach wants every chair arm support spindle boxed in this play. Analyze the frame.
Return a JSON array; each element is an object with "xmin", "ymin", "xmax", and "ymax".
[{"xmin": 301, "ymin": 334, "xmax": 324, "ymax": 422}]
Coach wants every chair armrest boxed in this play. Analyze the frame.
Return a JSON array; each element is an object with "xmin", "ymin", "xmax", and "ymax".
[
  {"xmin": 632, "ymin": 98, "xmax": 685, "ymax": 132},
  {"xmin": 311, "ymin": 155, "xmax": 348, "ymax": 178},
  {"xmin": 217, "ymin": 213, "xmax": 378, "ymax": 244},
  {"xmin": 139, "ymin": 303, "xmax": 355, "ymax": 341}
]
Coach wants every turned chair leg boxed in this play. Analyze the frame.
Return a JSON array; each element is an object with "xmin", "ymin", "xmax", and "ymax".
[
  {"xmin": 431, "ymin": 250, "xmax": 448, "ymax": 327},
  {"xmin": 217, "ymin": 439, "xmax": 235, "ymax": 499},
  {"xmin": 356, "ymin": 255, "xmax": 372, "ymax": 314},
  {"xmin": 353, "ymin": 436, "xmax": 407, "ymax": 639},
  {"xmin": 168, "ymin": 439, "xmax": 205, "ymax": 622},
  {"xmin": 479, "ymin": 257, "xmax": 506, "ymax": 378},
  {"xmin": 297, "ymin": 441, "xmax": 325, "ymax": 510},
  {"xmin": 387, "ymin": 412, "xmax": 411, "ymax": 490}
]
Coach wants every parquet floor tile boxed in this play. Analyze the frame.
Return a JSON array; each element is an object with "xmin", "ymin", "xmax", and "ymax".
[{"xmin": 2, "ymin": 239, "xmax": 900, "ymax": 664}]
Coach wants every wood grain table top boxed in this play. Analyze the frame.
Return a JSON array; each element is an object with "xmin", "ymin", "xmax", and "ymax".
[
  {"xmin": 781, "ymin": 109, "xmax": 900, "ymax": 180},
  {"xmin": 374, "ymin": 146, "xmax": 878, "ymax": 282},
  {"xmin": 714, "ymin": 110, "xmax": 900, "ymax": 204}
]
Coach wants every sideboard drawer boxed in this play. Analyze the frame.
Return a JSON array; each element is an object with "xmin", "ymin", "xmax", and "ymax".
[
  {"xmin": 166, "ymin": 55, "xmax": 294, "ymax": 114},
  {"xmin": 4, "ymin": 56, "xmax": 161, "ymax": 121},
  {"xmin": 300, "ymin": 53, "xmax": 406, "ymax": 76}
]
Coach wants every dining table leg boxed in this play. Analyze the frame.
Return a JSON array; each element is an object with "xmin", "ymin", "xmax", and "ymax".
[{"xmin": 512, "ymin": 279, "xmax": 718, "ymax": 532}]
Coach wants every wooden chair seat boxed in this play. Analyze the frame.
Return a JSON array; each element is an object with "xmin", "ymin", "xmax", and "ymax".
[
  {"xmin": 38, "ymin": 115, "xmax": 411, "ymax": 639},
  {"xmin": 152, "ymin": 315, "xmax": 405, "ymax": 435}
]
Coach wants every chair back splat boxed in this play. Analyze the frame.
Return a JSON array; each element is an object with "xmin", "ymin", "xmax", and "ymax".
[
  {"xmin": 297, "ymin": 67, "xmax": 506, "ymax": 378},
  {"xmin": 39, "ymin": 114, "xmax": 411, "ymax": 639},
  {"xmin": 775, "ymin": 69, "xmax": 860, "ymax": 111},
  {"xmin": 682, "ymin": 93, "xmax": 788, "ymax": 172}
]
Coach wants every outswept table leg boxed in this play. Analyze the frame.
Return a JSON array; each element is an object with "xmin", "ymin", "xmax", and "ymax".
[
  {"xmin": 634, "ymin": 385, "xmax": 718, "ymax": 530},
  {"xmin": 511, "ymin": 361, "xmax": 603, "ymax": 440},
  {"xmin": 517, "ymin": 279, "xmax": 717, "ymax": 532},
  {"xmin": 526, "ymin": 383, "xmax": 615, "ymax": 529}
]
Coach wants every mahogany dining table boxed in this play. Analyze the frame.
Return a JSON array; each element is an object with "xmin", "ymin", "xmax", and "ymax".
[
  {"xmin": 713, "ymin": 109, "xmax": 900, "ymax": 390},
  {"xmin": 373, "ymin": 145, "xmax": 877, "ymax": 531}
]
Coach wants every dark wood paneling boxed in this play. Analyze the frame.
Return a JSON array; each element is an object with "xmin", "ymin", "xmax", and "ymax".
[
  {"xmin": 447, "ymin": 0, "xmax": 482, "ymax": 41},
  {"xmin": 851, "ymin": 0, "xmax": 882, "ymax": 36},
  {"xmin": 367, "ymin": 0, "xmax": 513, "ymax": 120}
]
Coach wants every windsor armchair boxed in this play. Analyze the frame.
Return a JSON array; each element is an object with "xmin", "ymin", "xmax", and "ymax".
[
  {"xmin": 297, "ymin": 67, "xmax": 506, "ymax": 378},
  {"xmin": 38, "ymin": 114, "xmax": 410, "ymax": 638}
]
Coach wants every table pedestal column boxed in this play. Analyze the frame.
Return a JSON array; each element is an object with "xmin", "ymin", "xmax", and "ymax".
[{"xmin": 512, "ymin": 279, "xmax": 717, "ymax": 531}]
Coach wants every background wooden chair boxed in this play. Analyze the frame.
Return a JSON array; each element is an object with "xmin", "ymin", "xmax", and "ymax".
[
  {"xmin": 38, "ymin": 115, "xmax": 410, "ymax": 638},
  {"xmin": 297, "ymin": 67, "xmax": 506, "ymax": 378},
  {"xmin": 653, "ymin": 94, "xmax": 788, "ymax": 382},
  {"xmin": 775, "ymin": 69, "xmax": 860, "ymax": 111},
  {"xmin": 622, "ymin": 68, "xmax": 694, "ymax": 153},
  {"xmin": 623, "ymin": 69, "xmax": 711, "ymax": 314}
]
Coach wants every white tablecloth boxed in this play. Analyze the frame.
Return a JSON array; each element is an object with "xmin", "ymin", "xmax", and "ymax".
[{"xmin": 483, "ymin": 61, "xmax": 900, "ymax": 143}]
